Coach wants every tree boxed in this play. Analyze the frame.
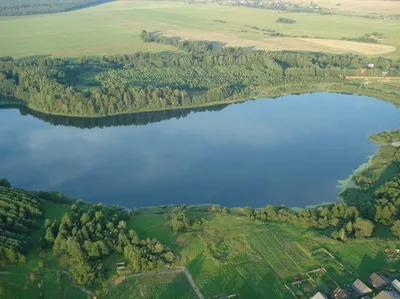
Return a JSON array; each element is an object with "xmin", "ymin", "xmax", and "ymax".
[
  {"xmin": 339, "ymin": 228, "xmax": 347, "ymax": 241},
  {"xmin": 353, "ymin": 218, "xmax": 374, "ymax": 238},
  {"xmin": 243, "ymin": 206, "xmax": 252, "ymax": 218},
  {"xmin": 164, "ymin": 251, "xmax": 175, "ymax": 263},
  {"xmin": 118, "ymin": 220, "xmax": 127, "ymax": 230},
  {"xmin": 345, "ymin": 221, "xmax": 353, "ymax": 234},
  {"xmin": 155, "ymin": 243, "xmax": 164, "ymax": 253},
  {"xmin": 0, "ymin": 178, "xmax": 11, "ymax": 188},
  {"xmin": 391, "ymin": 220, "xmax": 400, "ymax": 237},
  {"xmin": 38, "ymin": 260, "xmax": 44, "ymax": 269},
  {"xmin": 265, "ymin": 205, "xmax": 277, "ymax": 220}
]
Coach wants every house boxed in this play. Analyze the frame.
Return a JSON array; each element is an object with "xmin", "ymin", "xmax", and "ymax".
[
  {"xmin": 334, "ymin": 287, "xmax": 352, "ymax": 299},
  {"xmin": 116, "ymin": 262, "xmax": 126, "ymax": 270},
  {"xmin": 333, "ymin": 288, "xmax": 352, "ymax": 299},
  {"xmin": 393, "ymin": 280, "xmax": 400, "ymax": 294},
  {"xmin": 369, "ymin": 273, "xmax": 390, "ymax": 290},
  {"xmin": 312, "ymin": 292, "xmax": 329, "ymax": 299},
  {"xmin": 352, "ymin": 279, "xmax": 372, "ymax": 297},
  {"xmin": 374, "ymin": 291, "xmax": 400, "ymax": 299},
  {"xmin": 367, "ymin": 63, "xmax": 375, "ymax": 69}
]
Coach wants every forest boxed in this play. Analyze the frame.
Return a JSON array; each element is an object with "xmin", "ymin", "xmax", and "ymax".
[
  {"xmin": 0, "ymin": 181, "xmax": 175, "ymax": 286},
  {"xmin": 1, "ymin": 35, "xmax": 399, "ymax": 117},
  {"xmin": 0, "ymin": 0, "xmax": 113, "ymax": 16}
]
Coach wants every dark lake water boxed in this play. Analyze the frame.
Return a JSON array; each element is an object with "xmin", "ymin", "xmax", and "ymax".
[{"xmin": 1, "ymin": 93, "xmax": 399, "ymax": 208}]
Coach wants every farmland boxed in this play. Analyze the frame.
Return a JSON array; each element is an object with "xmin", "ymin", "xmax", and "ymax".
[
  {"xmin": 126, "ymin": 208, "xmax": 400, "ymax": 299},
  {"xmin": 1, "ymin": 192, "xmax": 400, "ymax": 298},
  {"xmin": 0, "ymin": 1, "xmax": 399, "ymax": 58}
]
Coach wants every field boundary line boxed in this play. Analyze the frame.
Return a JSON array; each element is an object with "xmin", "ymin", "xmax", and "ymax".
[
  {"xmin": 310, "ymin": 248, "xmax": 353, "ymax": 275},
  {"xmin": 108, "ymin": 266, "xmax": 204, "ymax": 299}
]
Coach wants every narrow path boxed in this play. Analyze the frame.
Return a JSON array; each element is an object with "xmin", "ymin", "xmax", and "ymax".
[
  {"xmin": 0, "ymin": 272, "xmax": 11, "ymax": 275},
  {"xmin": 109, "ymin": 267, "xmax": 204, "ymax": 299}
]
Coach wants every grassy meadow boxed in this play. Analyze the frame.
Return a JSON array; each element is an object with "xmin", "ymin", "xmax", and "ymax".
[
  {"xmin": 0, "ymin": 1, "xmax": 399, "ymax": 58},
  {"xmin": 110, "ymin": 272, "xmax": 198, "ymax": 299},
  {"xmin": 125, "ymin": 207, "xmax": 400, "ymax": 299}
]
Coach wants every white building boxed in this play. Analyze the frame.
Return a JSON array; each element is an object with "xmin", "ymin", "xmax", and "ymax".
[{"xmin": 393, "ymin": 280, "xmax": 400, "ymax": 294}]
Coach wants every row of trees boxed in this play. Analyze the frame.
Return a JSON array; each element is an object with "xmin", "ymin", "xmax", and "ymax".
[
  {"xmin": 0, "ymin": 0, "xmax": 112, "ymax": 16},
  {"xmin": 0, "ymin": 181, "xmax": 43, "ymax": 264},
  {"xmin": 140, "ymin": 30, "xmax": 213, "ymax": 54}
]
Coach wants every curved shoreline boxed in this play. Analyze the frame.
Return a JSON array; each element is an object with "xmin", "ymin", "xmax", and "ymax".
[{"xmin": 1, "ymin": 82, "xmax": 399, "ymax": 119}]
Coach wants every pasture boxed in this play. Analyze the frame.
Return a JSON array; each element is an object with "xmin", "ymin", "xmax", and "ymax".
[{"xmin": 0, "ymin": 1, "xmax": 399, "ymax": 58}]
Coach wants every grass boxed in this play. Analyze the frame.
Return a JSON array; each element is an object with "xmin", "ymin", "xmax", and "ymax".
[
  {"xmin": 110, "ymin": 272, "xmax": 198, "ymax": 299},
  {"xmin": 1, "ymin": 203, "xmax": 399, "ymax": 298},
  {"xmin": 0, "ymin": 1, "xmax": 399, "ymax": 58},
  {"xmin": 0, "ymin": 271, "xmax": 88, "ymax": 299},
  {"xmin": 128, "ymin": 209, "xmax": 399, "ymax": 299}
]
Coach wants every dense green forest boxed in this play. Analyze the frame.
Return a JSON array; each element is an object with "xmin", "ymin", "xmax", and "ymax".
[
  {"xmin": 0, "ymin": 0, "xmax": 113, "ymax": 16},
  {"xmin": 1, "ymin": 35, "xmax": 399, "ymax": 117},
  {"xmin": 0, "ymin": 182, "xmax": 175, "ymax": 286}
]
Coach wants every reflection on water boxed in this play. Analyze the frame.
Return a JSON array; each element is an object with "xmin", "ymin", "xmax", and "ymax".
[
  {"xmin": 16, "ymin": 104, "xmax": 229, "ymax": 129},
  {"xmin": 0, "ymin": 93, "xmax": 399, "ymax": 208}
]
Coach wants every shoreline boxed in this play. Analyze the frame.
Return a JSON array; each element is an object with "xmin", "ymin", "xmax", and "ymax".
[{"xmin": 1, "ymin": 81, "xmax": 399, "ymax": 119}]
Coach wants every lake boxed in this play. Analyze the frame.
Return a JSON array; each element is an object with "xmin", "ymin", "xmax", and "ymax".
[{"xmin": 0, "ymin": 93, "xmax": 399, "ymax": 208}]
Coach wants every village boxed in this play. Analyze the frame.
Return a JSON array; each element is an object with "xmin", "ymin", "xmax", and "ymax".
[{"xmin": 312, "ymin": 274, "xmax": 400, "ymax": 299}]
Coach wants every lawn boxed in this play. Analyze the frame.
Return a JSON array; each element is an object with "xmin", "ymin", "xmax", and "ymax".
[{"xmin": 0, "ymin": 1, "xmax": 399, "ymax": 58}]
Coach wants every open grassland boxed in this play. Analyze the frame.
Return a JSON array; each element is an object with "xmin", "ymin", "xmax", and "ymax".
[
  {"xmin": 129, "ymin": 209, "xmax": 400, "ymax": 299},
  {"xmin": 0, "ymin": 271, "xmax": 88, "ymax": 299},
  {"xmin": 0, "ymin": 1, "xmax": 399, "ymax": 58},
  {"xmin": 110, "ymin": 272, "xmax": 198, "ymax": 299}
]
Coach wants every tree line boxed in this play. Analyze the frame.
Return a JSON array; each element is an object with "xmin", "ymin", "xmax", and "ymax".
[
  {"xmin": 1, "ymin": 40, "xmax": 399, "ymax": 117},
  {"xmin": 0, "ymin": 0, "xmax": 114, "ymax": 16},
  {"xmin": 0, "ymin": 181, "xmax": 42, "ymax": 264}
]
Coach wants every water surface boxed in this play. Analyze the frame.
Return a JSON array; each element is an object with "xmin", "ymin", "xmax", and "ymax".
[{"xmin": 0, "ymin": 93, "xmax": 399, "ymax": 208}]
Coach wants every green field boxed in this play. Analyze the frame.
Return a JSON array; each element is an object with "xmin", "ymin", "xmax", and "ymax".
[
  {"xmin": 1, "ymin": 1, "xmax": 399, "ymax": 58},
  {"xmin": 1, "ymin": 200, "xmax": 400, "ymax": 299},
  {"xmin": 128, "ymin": 209, "xmax": 400, "ymax": 299},
  {"xmin": 110, "ymin": 272, "xmax": 198, "ymax": 299},
  {"xmin": 0, "ymin": 271, "xmax": 88, "ymax": 299}
]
